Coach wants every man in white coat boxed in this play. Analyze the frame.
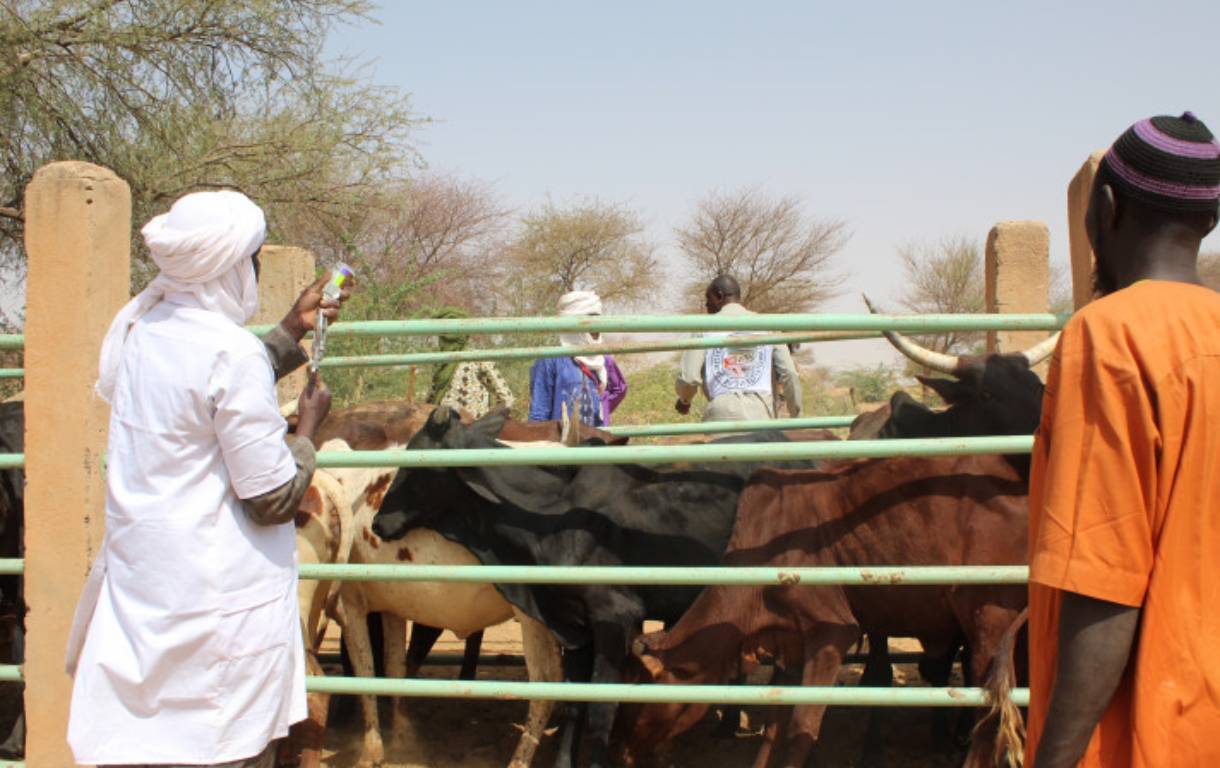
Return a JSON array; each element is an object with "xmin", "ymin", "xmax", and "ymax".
[{"xmin": 65, "ymin": 190, "xmax": 349, "ymax": 768}]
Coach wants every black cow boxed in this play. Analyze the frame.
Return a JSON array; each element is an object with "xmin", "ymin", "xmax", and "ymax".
[
  {"xmin": 856, "ymin": 294, "xmax": 1057, "ymax": 479},
  {"xmin": 0, "ymin": 401, "xmax": 24, "ymax": 760},
  {"xmin": 371, "ymin": 407, "xmax": 810, "ymax": 768}
]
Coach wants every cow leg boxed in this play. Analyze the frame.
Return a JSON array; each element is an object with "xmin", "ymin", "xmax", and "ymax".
[
  {"xmin": 750, "ymin": 665, "xmax": 802, "ymax": 768},
  {"xmin": 0, "ymin": 713, "xmax": 22, "ymax": 760},
  {"xmin": 552, "ymin": 643, "xmax": 594, "ymax": 768},
  {"xmin": 916, "ymin": 642, "xmax": 963, "ymax": 751},
  {"xmin": 511, "ymin": 609, "xmax": 562, "ymax": 768},
  {"xmin": 282, "ymin": 650, "xmax": 329, "ymax": 768},
  {"xmin": 336, "ymin": 592, "xmax": 385, "ymax": 767},
  {"xmin": 460, "ymin": 630, "xmax": 484, "ymax": 680},
  {"xmin": 782, "ymin": 624, "xmax": 854, "ymax": 768},
  {"xmin": 382, "ymin": 615, "xmax": 410, "ymax": 751},
  {"xmin": 0, "ymin": 616, "xmax": 23, "ymax": 759},
  {"xmin": 405, "ymin": 622, "xmax": 443, "ymax": 678},
  {"xmin": 585, "ymin": 603, "xmax": 643, "ymax": 768},
  {"xmin": 961, "ymin": 605, "xmax": 1019, "ymax": 768},
  {"xmin": 858, "ymin": 634, "xmax": 893, "ymax": 768}
]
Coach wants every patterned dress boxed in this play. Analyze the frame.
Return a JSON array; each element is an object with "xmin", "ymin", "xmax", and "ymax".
[{"xmin": 437, "ymin": 361, "xmax": 515, "ymax": 419}]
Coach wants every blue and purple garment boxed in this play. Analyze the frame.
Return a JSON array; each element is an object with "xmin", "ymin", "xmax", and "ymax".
[{"xmin": 528, "ymin": 355, "xmax": 628, "ymax": 427}]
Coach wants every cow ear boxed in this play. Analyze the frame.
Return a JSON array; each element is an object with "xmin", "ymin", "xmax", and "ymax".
[
  {"xmin": 455, "ymin": 468, "xmax": 505, "ymax": 505},
  {"xmin": 425, "ymin": 405, "xmax": 457, "ymax": 440},
  {"xmin": 915, "ymin": 375, "xmax": 970, "ymax": 405},
  {"xmin": 470, "ymin": 407, "xmax": 510, "ymax": 443},
  {"xmin": 454, "ymin": 462, "xmax": 564, "ymax": 514}
]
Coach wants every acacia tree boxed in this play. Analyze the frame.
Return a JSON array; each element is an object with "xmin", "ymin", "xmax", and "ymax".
[
  {"xmin": 676, "ymin": 188, "xmax": 848, "ymax": 313},
  {"xmin": 0, "ymin": 1, "xmax": 419, "ymax": 277},
  {"xmin": 497, "ymin": 200, "xmax": 659, "ymax": 315},
  {"xmin": 894, "ymin": 235, "xmax": 985, "ymax": 355}
]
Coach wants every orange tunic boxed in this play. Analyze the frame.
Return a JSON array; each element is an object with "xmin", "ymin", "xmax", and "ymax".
[{"xmin": 1026, "ymin": 280, "xmax": 1220, "ymax": 767}]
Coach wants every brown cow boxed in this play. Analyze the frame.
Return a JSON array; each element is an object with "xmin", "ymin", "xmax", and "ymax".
[{"xmin": 618, "ymin": 454, "xmax": 1028, "ymax": 768}]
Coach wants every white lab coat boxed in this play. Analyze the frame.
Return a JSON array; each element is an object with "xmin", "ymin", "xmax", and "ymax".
[{"xmin": 66, "ymin": 294, "xmax": 305, "ymax": 766}]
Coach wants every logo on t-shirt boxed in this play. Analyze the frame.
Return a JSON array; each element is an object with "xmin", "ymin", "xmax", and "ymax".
[{"xmin": 706, "ymin": 339, "xmax": 773, "ymax": 399}]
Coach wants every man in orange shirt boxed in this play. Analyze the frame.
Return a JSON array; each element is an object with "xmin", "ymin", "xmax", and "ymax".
[{"xmin": 1026, "ymin": 112, "xmax": 1220, "ymax": 767}]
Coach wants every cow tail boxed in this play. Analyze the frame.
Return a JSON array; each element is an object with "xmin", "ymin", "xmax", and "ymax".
[{"xmin": 967, "ymin": 607, "xmax": 1028, "ymax": 768}]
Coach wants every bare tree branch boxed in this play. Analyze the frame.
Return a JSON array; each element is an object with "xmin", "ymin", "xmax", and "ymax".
[{"xmin": 676, "ymin": 188, "xmax": 849, "ymax": 313}]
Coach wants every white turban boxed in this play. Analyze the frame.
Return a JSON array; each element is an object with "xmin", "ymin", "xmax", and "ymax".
[
  {"xmin": 556, "ymin": 290, "xmax": 607, "ymax": 388},
  {"xmin": 95, "ymin": 190, "xmax": 266, "ymax": 402},
  {"xmin": 558, "ymin": 290, "xmax": 603, "ymax": 317}
]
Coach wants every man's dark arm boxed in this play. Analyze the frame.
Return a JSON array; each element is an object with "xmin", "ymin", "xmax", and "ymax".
[
  {"xmin": 1034, "ymin": 591, "xmax": 1141, "ymax": 768},
  {"xmin": 242, "ymin": 437, "xmax": 316, "ymax": 526},
  {"xmin": 262, "ymin": 324, "xmax": 309, "ymax": 382}
]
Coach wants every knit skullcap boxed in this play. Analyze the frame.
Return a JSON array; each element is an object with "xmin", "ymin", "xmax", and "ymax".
[{"xmin": 1100, "ymin": 112, "xmax": 1220, "ymax": 213}]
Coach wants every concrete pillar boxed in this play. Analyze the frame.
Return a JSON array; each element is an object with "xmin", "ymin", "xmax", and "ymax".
[
  {"xmin": 23, "ymin": 162, "xmax": 131, "ymax": 767},
  {"xmin": 1067, "ymin": 150, "xmax": 1106, "ymax": 310},
  {"xmin": 985, "ymin": 221, "xmax": 1050, "ymax": 357},
  {"xmin": 251, "ymin": 245, "xmax": 316, "ymax": 404}
]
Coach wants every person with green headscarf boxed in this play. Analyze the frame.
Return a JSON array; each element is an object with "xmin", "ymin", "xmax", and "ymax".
[{"xmin": 426, "ymin": 307, "xmax": 514, "ymax": 418}]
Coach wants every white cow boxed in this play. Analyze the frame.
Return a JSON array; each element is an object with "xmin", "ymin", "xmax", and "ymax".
[{"xmin": 294, "ymin": 425, "xmax": 573, "ymax": 768}]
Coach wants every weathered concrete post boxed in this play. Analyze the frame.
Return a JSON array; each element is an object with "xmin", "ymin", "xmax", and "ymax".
[
  {"xmin": 985, "ymin": 221, "xmax": 1050, "ymax": 358},
  {"xmin": 1067, "ymin": 150, "xmax": 1106, "ymax": 310},
  {"xmin": 23, "ymin": 162, "xmax": 131, "ymax": 767},
  {"xmin": 252, "ymin": 245, "xmax": 316, "ymax": 404}
]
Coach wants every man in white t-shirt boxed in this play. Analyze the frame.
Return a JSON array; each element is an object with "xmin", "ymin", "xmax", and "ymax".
[
  {"xmin": 675, "ymin": 275, "xmax": 803, "ymax": 422},
  {"xmin": 65, "ymin": 191, "xmax": 350, "ymax": 768}
]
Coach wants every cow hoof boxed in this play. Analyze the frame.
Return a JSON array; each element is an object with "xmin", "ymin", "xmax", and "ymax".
[{"xmin": 356, "ymin": 739, "xmax": 385, "ymax": 767}]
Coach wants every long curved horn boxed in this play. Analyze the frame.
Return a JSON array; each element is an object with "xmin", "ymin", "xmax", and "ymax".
[
  {"xmin": 861, "ymin": 294, "xmax": 961, "ymax": 375},
  {"xmin": 1020, "ymin": 332, "xmax": 1061, "ymax": 367}
]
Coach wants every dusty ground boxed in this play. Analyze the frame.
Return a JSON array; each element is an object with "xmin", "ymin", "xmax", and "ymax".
[{"xmin": 316, "ymin": 621, "xmax": 970, "ymax": 768}]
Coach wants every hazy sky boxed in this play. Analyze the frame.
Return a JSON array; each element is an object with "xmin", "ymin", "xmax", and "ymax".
[{"xmin": 331, "ymin": 1, "xmax": 1219, "ymax": 368}]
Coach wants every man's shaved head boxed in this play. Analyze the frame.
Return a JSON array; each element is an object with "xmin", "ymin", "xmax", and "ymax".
[{"xmin": 705, "ymin": 274, "xmax": 741, "ymax": 314}]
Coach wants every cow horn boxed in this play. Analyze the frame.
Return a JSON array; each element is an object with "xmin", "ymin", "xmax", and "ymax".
[
  {"xmin": 862, "ymin": 294, "xmax": 961, "ymax": 375},
  {"xmin": 1020, "ymin": 332, "xmax": 1061, "ymax": 367}
]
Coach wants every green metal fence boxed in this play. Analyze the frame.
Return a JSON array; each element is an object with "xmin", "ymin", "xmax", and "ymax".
[
  {"xmin": 313, "ymin": 435, "xmax": 1034, "ymax": 469},
  {"xmin": 2, "ymin": 311, "xmax": 1057, "ymax": 767}
]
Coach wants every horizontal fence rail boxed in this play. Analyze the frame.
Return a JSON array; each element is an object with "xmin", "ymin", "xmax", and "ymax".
[
  {"xmin": 0, "ymin": 558, "xmax": 1027, "ymax": 587},
  {"xmin": 320, "ymin": 331, "xmax": 876, "ymax": 369},
  {"xmin": 0, "ymin": 335, "xmax": 22, "ymax": 350},
  {"xmin": 0, "ymin": 454, "xmax": 24, "ymax": 470},
  {"xmin": 0, "ymin": 665, "xmax": 20, "ymax": 683},
  {"xmin": 314, "ymin": 435, "xmax": 1034, "ymax": 469},
  {"xmin": 303, "ymin": 676, "xmax": 1031, "ymax": 708},
  {"xmin": 607, "ymin": 416, "xmax": 859, "ymax": 437},
  {"xmin": 298, "ymin": 564, "xmax": 1030, "ymax": 585},
  {"xmin": 251, "ymin": 312, "xmax": 1067, "ymax": 339},
  {"xmin": 0, "ymin": 369, "xmax": 21, "ymax": 379}
]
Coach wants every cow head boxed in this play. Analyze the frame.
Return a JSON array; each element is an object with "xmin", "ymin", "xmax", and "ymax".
[
  {"xmin": 862, "ymin": 294, "xmax": 1057, "ymax": 442},
  {"xmin": 371, "ymin": 406, "xmax": 574, "ymax": 542},
  {"xmin": 614, "ymin": 630, "xmax": 720, "ymax": 765},
  {"xmin": 369, "ymin": 406, "xmax": 509, "ymax": 541}
]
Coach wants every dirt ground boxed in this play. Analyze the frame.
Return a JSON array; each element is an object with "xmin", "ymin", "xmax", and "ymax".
[{"xmin": 316, "ymin": 621, "xmax": 970, "ymax": 768}]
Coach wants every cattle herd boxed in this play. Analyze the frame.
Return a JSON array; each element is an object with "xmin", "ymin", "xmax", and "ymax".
[{"xmin": 0, "ymin": 324, "xmax": 1058, "ymax": 768}]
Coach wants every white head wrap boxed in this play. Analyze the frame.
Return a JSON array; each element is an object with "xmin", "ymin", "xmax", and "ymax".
[
  {"xmin": 95, "ymin": 190, "xmax": 266, "ymax": 402},
  {"xmin": 557, "ymin": 290, "xmax": 607, "ymax": 388}
]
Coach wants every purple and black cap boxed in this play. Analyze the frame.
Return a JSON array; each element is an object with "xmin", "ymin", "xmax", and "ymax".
[{"xmin": 1099, "ymin": 112, "xmax": 1220, "ymax": 214}]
